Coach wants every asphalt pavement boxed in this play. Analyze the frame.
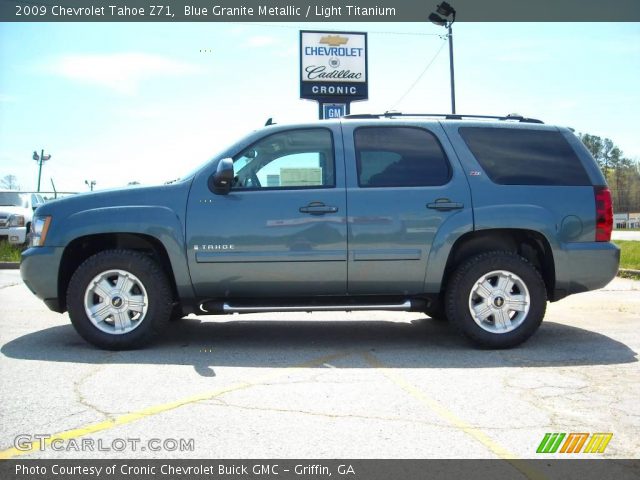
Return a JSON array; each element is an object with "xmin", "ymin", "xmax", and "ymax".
[{"xmin": 0, "ymin": 270, "xmax": 638, "ymax": 462}]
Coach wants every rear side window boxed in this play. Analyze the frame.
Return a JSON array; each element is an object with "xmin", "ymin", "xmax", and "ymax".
[
  {"xmin": 354, "ymin": 127, "xmax": 451, "ymax": 187},
  {"xmin": 459, "ymin": 127, "xmax": 591, "ymax": 186}
]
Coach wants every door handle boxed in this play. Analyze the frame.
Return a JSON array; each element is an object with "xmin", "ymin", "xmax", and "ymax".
[
  {"xmin": 426, "ymin": 199, "xmax": 464, "ymax": 211},
  {"xmin": 299, "ymin": 202, "xmax": 338, "ymax": 215}
]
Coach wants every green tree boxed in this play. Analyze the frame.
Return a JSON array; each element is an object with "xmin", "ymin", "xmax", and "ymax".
[{"xmin": 579, "ymin": 133, "xmax": 640, "ymax": 213}]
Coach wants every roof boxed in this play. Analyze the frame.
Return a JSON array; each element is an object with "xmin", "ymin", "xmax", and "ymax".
[{"xmin": 343, "ymin": 112, "xmax": 544, "ymax": 124}]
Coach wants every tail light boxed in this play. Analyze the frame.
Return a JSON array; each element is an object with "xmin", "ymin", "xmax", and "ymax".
[{"xmin": 594, "ymin": 186, "xmax": 613, "ymax": 242}]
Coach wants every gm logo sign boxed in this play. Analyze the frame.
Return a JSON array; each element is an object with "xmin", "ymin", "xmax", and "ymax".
[
  {"xmin": 536, "ymin": 432, "xmax": 613, "ymax": 454},
  {"xmin": 322, "ymin": 103, "xmax": 346, "ymax": 119}
]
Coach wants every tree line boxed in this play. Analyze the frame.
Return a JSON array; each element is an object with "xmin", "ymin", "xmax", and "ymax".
[{"xmin": 579, "ymin": 133, "xmax": 640, "ymax": 213}]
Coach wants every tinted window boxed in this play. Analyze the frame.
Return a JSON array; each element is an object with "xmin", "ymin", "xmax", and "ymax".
[
  {"xmin": 233, "ymin": 129, "xmax": 334, "ymax": 190},
  {"xmin": 355, "ymin": 127, "xmax": 451, "ymax": 188},
  {"xmin": 459, "ymin": 127, "xmax": 591, "ymax": 186}
]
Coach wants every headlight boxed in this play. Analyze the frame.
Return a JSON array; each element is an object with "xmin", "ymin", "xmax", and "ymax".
[
  {"xmin": 8, "ymin": 214, "xmax": 25, "ymax": 227},
  {"xmin": 30, "ymin": 216, "xmax": 52, "ymax": 247}
]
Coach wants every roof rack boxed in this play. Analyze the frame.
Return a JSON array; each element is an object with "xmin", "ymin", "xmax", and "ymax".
[{"xmin": 342, "ymin": 112, "xmax": 544, "ymax": 124}]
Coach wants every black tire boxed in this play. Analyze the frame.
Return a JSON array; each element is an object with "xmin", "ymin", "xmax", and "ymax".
[
  {"xmin": 23, "ymin": 222, "xmax": 32, "ymax": 246},
  {"xmin": 424, "ymin": 301, "xmax": 448, "ymax": 322},
  {"xmin": 66, "ymin": 249, "xmax": 173, "ymax": 350},
  {"xmin": 445, "ymin": 251, "xmax": 547, "ymax": 349},
  {"xmin": 170, "ymin": 304, "xmax": 185, "ymax": 321}
]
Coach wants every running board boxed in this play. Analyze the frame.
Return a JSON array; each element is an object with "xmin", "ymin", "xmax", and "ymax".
[{"xmin": 200, "ymin": 300, "xmax": 415, "ymax": 314}]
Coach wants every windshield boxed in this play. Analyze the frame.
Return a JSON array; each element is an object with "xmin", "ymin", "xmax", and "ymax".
[{"xmin": 0, "ymin": 192, "xmax": 27, "ymax": 207}]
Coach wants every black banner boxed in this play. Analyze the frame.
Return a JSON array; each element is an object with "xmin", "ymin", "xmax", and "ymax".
[
  {"xmin": 1, "ymin": 0, "xmax": 640, "ymax": 22},
  {"xmin": 300, "ymin": 82, "xmax": 368, "ymax": 100}
]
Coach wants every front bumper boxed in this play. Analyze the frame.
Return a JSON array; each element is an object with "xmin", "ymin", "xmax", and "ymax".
[
  {"xmin": 0, "ymin": 226, "xmax": 26, "ymax": 244},
  {"xmin": 20, "ymin": 246, "xmax": 65, "ymax": 313}
]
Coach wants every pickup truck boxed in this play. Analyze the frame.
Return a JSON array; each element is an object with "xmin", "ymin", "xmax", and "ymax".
[
  {"xmin": 0, "ymin": 191, "xmax": 45, "ymax": 245},
  {"xmin": 20, "ymin": 114, "xmax": 619, "ymax": 350}
]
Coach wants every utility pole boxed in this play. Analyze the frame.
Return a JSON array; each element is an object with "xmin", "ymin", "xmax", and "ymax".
[
  {"xmin": 32, "ymin": 149, "xmax": 52, "ymax": 192},
  {"xmin": 429, "ymin": 2, "xmax": 457, "ymax": 114},
  {"xmin": 85, "ymin": 180, "xmax": 96, "ymax": 191},
  {"xmin": 447, "ymin": 22, "xmax": 456, "ymax": 114}
]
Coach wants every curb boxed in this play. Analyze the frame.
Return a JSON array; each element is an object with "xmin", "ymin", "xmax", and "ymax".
[
  {"xmin": 0, "ymin": 262, "xmax": 19, "ymax": 270},
  {"xmin": 618, "ymin": 268, "xmax": 640, "ymax": 275}
]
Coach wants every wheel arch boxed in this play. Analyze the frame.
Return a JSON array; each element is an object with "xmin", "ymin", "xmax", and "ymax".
[
  {"xmin": 58, "ymin": 233, "xmax": 181, "ymax": 313},
  {"xmin": 438, "ymin": 228, "xmax": 556, "ymax": 300}
]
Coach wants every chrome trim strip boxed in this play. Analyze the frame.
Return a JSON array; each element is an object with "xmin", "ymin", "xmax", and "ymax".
[{"xmin": 196, "ymin": 250, "xmax": 347, "ymax": 263}]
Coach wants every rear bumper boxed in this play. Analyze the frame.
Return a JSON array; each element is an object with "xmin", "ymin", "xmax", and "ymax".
[
  {"xmin": 555, "ymin": 241, "xmax": 620, "ymax": 299},
  {"xmin": 20, "ymin": 246, "xmax": 65, "ymax": 313}
]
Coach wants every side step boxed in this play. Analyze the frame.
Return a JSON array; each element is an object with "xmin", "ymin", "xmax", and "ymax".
[{"xmin": 200, "ymin": 299, "xmax": 419, "ymax": 314}]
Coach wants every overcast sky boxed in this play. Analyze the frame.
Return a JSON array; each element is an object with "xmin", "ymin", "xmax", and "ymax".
[{"xmin": 1, "ymin": 22, "xmax": 639, "ymax": 192}]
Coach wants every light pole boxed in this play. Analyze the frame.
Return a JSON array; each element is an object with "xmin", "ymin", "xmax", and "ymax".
[
  {"xmin": 429, "ymin": 2, "xmax": 457, "ymax": 114},
  {"xmin": 85, "ymin": 180, "xmax": 96, "ymax": 191},
  {"xmin": 32, "ymin": 149, "xmax": 52, "ymax": 192}
]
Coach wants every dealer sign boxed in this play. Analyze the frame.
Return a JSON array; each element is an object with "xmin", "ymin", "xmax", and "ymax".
[{"xmin": 300, "ymin": 30, "xmax": 368, "ymax": 102}]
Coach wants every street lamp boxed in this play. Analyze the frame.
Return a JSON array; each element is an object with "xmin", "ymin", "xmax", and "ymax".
[
  {"xmin": 430, "ymin": 1, "xmax": 457, "ymax": 114},
  {"xmin": 32, "ymin": 149, "xmax": 52, "ymax": 192},
  {"xmin": 85, "ymin": 180, "xmax": 96, "ymax": 191}
]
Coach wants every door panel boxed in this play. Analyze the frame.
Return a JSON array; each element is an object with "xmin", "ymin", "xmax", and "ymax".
[
  {"xmin": 186, "ymin": 126, "xmax": 347, "ymax": 299},
  {"xmin": 342, "ymin": 123, "xmax": 473, "ymax": 295}
]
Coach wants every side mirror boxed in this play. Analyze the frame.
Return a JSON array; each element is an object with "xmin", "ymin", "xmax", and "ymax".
[{"xmin": 208, "ymin": 158, "xmax": 234, "ymax": 195}]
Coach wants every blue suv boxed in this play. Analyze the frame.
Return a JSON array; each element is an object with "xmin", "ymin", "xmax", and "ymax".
[{"xmin": 21, "ymin": 113, "xmax": 619, "ymax": 349}]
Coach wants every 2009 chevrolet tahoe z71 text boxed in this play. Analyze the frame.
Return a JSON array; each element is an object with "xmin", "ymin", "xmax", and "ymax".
[{"xmin": 20, "ymin": 113, "xmax": 620, "ymax": 350}]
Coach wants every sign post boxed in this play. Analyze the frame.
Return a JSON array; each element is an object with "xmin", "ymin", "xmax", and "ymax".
[{"xmin": 300, "ymin": 30, "xmax": 368, "ymax": 119}]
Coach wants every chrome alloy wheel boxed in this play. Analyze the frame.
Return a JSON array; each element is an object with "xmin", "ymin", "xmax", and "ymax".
[
  {"xmin": 467, "ymin": 270, "xmax": 530, "ymax": 334},
  {"xmin": 83, "ymin": 269, "xmax": 149, "ymax": 335}
]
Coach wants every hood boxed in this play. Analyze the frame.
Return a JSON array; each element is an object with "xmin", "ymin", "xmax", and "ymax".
[{"xmin": 36, "ymin": 180, "xmax": 193, "ymax": 220}]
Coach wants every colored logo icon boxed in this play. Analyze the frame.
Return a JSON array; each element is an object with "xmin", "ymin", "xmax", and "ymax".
[{"xmin": 536, "ymin": 433, "xmax": 613, "ymax": 454}]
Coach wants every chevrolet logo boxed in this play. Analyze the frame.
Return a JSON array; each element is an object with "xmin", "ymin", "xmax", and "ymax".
[{"xmin": 319, "ymin": 35, "xmax": 348, "ymax": 47}]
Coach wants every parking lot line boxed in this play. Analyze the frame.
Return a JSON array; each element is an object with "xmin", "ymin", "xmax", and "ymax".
[
  {"xmin": 361, "ymin": 352, "xmax": 547, "ymax": 480},
  {"xmin": 0, "ymin": 350, "xmax": 352, "ymax": 459}
]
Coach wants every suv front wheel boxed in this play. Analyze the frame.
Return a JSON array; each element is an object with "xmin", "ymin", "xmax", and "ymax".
[
  {"xmin": 66, "ymin": 249, "xmax": 173, "ymax": 350},
  {"xmin": 445, "ymin": 251, "xmax": 547, "ymax": 348}
]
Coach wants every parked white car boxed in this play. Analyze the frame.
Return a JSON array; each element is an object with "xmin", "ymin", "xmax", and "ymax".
[{"xmin": 0, "ymin": 191, "xmax": 45, "ymax": 245}]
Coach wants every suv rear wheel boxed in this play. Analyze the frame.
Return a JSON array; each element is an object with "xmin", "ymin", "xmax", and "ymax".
[
  {"xmin": 66, "ymin": 249, "xmax": 172, "ymax": 350},
  {"xmin": 445, "ymin": 251, "xmax": 546, "ymax": 348}
]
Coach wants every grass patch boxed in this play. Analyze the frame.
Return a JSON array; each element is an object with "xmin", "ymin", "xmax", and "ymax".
[
  {"xmin": 614, "ymin": 240, "xmax": 640, "ymax": 270},
  {"xmin": 0, "ymin": 240, "xmax": 23, "ymax": 263}
]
